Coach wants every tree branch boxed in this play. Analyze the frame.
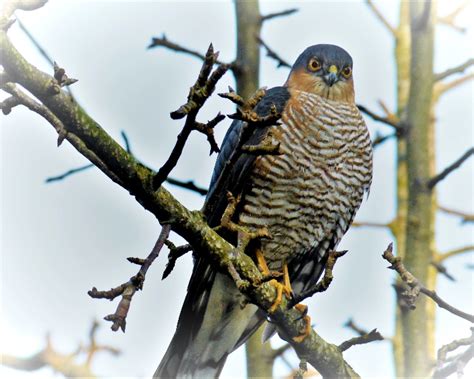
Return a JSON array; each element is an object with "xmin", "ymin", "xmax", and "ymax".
[
  {"xmin": 88, "ymin": 225, "xmax": 170, "ymax": 332},
  {"xmin": 438, "ymin": 205, "xmax": 474, "ymax": 224},
  {"xmin": 365, "ymin": 0, "xmax": 396, "ymax": 36},
  {"xmin": 357, "ymin": 104, "xmax": 404, "ymax": 132},
  {"xmin": 382, "ymin": 243, "xmax": 474, "ymax": 323},
  {"xmin": 436, "ymin": 245, "xmax": 474, "ymax": 263},
  {"xmin": 426, "ymin": 147, "xmax": 474, "ymax": 189},
  {"xmin": 435, "ymin": 58, "xmax": 474, "ymax": 81},
  {"xmin": 436, "ymin": 0, "xmax": 470, "ymax": 34},
  {"xmin": 257, "ymin": 36, "xmax": 291, "ymax": 68},
  {"xmin": 338, "ymin": 329, "xmax": 384, "ymax": 352},
  {"xmin": 260, "ymin": 8, "xmax": 298, "ymax": 23},
  {"xmin": 433, "ymin": 328, "xmax": 474, "ymax": 378}
]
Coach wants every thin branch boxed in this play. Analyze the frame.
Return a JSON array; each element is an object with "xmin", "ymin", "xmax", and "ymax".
[
  {"xmin": 382, "ymin": 243, "xmax": 474, "ymax": 323},
  {"xmin": 148, "ymin": 34, "xmax": 230, "ymax": 67},
  {"xmin": 437, "ymin": 0, "xmax": 470, "ymax": 34},
  {"xmin": 88, "ymin": 225, "xmax": 171, "ymax": 332},
  {"xmin": 357, "ymin": 104, "xmax": 404, "ymax": 132},
  {"xmin": 343, "ymin": 318, "xmax": 369, "ymax": 336},
  {"xmin": 433, "ymin": 328, "xmax": 474, "ymax": 378},
  {"xmin": 338, "ymin": 329, "xmax": 384, "ymax": 352},
  {"xmin": 436, "ymin": 245, "xmax": 474, "ymax": 263},
  {"xmin": 436, "ymin": 72, "xmax": 474, "ymax": 96},
  {"xmin": 351, "ymin": 221, "xmax": 390, "ymax": 229},
  {"xmin": 438, "ymin": 205, "xmax": 474, "ymax": 224},
  {"xmin": 152, "ymin": 45, "xmax": 229, "ymax": 190},
  {"xmin": 365, "ymin": 0, "xmax": 396, "ymax": 35},
  {"xmin": 165, "ymin": 177, "xmax": 208, "ymax": 195},
  {"xmin": 372, "ymin": 132, "xmax": 396, "ymax": 148},
  {"xmin": 16, "ymin": 17, "xmax": 53, "ymax": 65},
  {"xmin": 291, "ymin": 250, "xmax": 347, "ymax": 305},
  {"xmin": 426, "ymin": 147, "xmax": 474, "ymax": 189},
  {"xmin": 435, "ymin": 58, "xmax": 474, "ymax": 81},
  {"xmin": 430, "ymin": 261, "xmax": 456, "ymax": 282},
  {"xmin": 257, "ymin": 36, "xmax": 291, "ymax": 68},
  {"xmin": 260, "ymin": 8, "xmax": 298, "ymax": 23}
]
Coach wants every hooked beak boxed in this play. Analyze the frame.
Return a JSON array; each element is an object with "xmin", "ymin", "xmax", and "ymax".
[{"xmin": 324, "ymin": 65, "xmax": 339, "ymax": 86}]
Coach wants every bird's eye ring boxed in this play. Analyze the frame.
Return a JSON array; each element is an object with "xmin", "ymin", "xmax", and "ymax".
[
  {"xmin": 308, "ymin": 58, "xmax": 321, "ymax": 72},
  {"xmin": 342, "ymin": 66, "xmax": 352, "ymax": 78}
]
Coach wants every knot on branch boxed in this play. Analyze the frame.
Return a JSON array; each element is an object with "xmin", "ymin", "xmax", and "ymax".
[{"xmin": 53, "ymin": 61, "xmax": 78, "ymax": 88}]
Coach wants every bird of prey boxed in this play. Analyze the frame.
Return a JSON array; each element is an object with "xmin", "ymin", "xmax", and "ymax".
[{"xmin": 155, "ymin": 44, "xmax": 373, "ymax": 378}]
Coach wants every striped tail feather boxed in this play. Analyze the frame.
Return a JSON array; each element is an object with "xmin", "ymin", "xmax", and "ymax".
[{"xmin": 154, "ymin": 262, "xmax": 262, "ymax": 378}]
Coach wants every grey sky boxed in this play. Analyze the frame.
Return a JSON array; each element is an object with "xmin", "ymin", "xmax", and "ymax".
[{"xmin": 1, "ymin": 1, "xmax": 473, "ymax": 378}]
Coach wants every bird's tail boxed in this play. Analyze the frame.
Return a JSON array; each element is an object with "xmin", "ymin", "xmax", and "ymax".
[{"xmin": 154, "ymin": 260, "xmax": 263, "ymax": 378}]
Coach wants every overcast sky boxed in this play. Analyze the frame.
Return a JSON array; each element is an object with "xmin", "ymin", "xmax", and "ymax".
[{"xmin": 1, "ymin": 1, "xmax": 473, "ymax": 378}]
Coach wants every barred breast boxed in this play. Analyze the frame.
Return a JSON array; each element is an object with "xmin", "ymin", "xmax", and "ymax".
[{"xmin": 238, "ymin": 89, "xmax": 373, "ymax": 270}]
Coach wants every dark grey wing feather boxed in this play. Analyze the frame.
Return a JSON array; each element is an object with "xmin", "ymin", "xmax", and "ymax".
[{"xmin": 156, "ymin": 87, "xmax": 290, "ymax": 377}]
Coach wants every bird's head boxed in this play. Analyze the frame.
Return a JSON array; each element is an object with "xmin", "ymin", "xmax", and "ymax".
[{"xmin": 285, "ymin": 44, "xmax": 355, "ymax": 103}]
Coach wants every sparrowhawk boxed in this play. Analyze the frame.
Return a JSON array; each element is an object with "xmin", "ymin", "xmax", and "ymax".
[{"xmin": 155, "ymin": 44, "xmax": 373, "ymax": 378}]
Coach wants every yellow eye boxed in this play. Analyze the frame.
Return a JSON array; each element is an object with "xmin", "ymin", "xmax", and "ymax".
[
  {"xmin": 308, "ymin": 58, "xmax": 321, "ymax": 72},
  {"xmin": 342, "ymin": 66, "xmax": 352, "ymax": 78}
]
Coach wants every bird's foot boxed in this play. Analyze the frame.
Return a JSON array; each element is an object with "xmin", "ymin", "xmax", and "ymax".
[
  {"xmin": 292, "ymin": 303, "xmax": 311, "ymax": 343},
  {"xmin": 257, "ymin": 252, "xmax": 293, "ymax": 313},
  {"xmin": 219, "ymin": 192, "xmax": 271, "ymax": 253}
]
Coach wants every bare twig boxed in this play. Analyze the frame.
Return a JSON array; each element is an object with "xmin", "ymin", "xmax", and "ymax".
[
  {"xmin": 344, "ymin": 318, "xmax": 369, "ymax": 337},
  {"xmin": 351, "ymin": 221, "xmax": 390, "ymax": 229},
  {"xmin": 436, "ymin": 73, "xmax": 474, "ymax": 96},
  {"xmin": 435, "ymin": 58, "xmax": 474, "ymax": 81},
  {"xmin": 152, "ymin": 44, "xmax": 229, "ymax": 190},
  {"xmin": 257, "ymin": 36, "xmax": 291, "ymax": 68},
  {"xmin": 437, "ymin": 245, "xmax": 474, "ymax": 263},
  {"xmin": 430, "ymin": 261, "xmax": 456, "ymax": 282},
  {"xmin": 162, "ymin": 241, "xmax": 192, "ymax": 279},
  {"xmin": 437, "ymin": 0, "xmax": 470, "ymax": 34},
  {"xmin": 260, "ymin": 8, "xmax": 298, "ymax": 23},
  {"xmin": 88, "ymin": 225, "xmax": 171, "ymax": 332},
  {"xmin": 382, "ymin": 243, "xmax": 474, "ymax": 323},
  {"xmin": 165, "ymin": 177, "xmax": 208, "ymax": 195},
  {"xmin": 338, "ymin": 329, "xmax": 384, "ymax": 352},
  {"xmin": 291, "ymin": 250, "xmax": 348, "ymax": 305},
  {"xmin": 45, "ymin": 131, "xmax": 133, "ymax": 183},
  {"xmin": 357, "ymin": 104, "xmax": 404, "ymax": 132},
  {"xmin": 433, "ymin": 328, "xmax": 474, "ymax": 378},
  {"xmin": 365, "ymin": 0, "xmax": 396, "ymax": 35},
  {"xmin": 438, "ymin": 206, "xmax": 474, "ymax": 224},
  {"xmin": 426, "ymin": 147, "xmax": 474, "ymax": 189},
  {"xmin": 372, "ymin": 132, "xmax": 396, "ymax": 149}
]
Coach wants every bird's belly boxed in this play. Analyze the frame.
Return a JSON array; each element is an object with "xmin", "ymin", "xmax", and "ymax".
[{"xmin": 238, "ymin": 97, "xmax": 371, "ymax": 270}]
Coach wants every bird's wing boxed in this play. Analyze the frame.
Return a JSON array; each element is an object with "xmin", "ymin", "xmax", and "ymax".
[
  {"xmin": 156, "ymin": 86, "xmax": 290, "ymax": 377},
  {"xmin": 203, "ymin": 86, "xmax": 291, "ymax": 226}
]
